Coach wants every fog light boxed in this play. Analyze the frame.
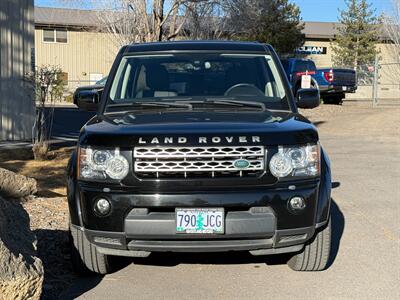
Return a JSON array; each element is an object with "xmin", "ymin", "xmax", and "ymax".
[
  {"xmin": 289, "ymin": 196, "xmax": 306, "ymax": 210},
  {"xmin": 94, "ymin": 198, "xmax": 111, "ymax": 216}
]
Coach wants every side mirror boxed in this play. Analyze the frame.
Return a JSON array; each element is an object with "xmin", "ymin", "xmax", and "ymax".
[
  {"xmin": 297, "ymin": 88, "xmax": 320, "ymax": 109},
  {"xmin": 75, "ymin": 90, "xmax": 101, "ymax": 111}
]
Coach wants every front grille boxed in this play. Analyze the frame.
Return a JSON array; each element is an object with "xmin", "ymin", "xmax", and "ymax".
[{"xmin": 134, "ymin": 146, "xmax": 266, "ymax": 178}]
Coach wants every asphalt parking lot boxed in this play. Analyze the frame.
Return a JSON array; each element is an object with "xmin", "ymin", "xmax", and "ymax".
[{"xmin": 64, "ymin": 102, "xmax": 400, "ymax": 300}]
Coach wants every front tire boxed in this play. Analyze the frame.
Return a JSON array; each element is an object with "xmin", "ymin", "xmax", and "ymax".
[
  {"xmin": 69, "ymin": 225, "xmax": 114, "ymax": 275},
  {"xmin": 287, "ymin": 218, "xmax": 331, "ymax": 271}
]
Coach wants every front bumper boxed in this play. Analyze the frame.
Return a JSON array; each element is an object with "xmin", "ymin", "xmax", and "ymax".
[
  {"xmin": 76, "ymin": 182, "xmax": 320, "ymax": 232},
  {"xmin": 74, "ymin": 223, "xmax": 314, "ymax": 257},
  {"xmin": 320, "ymin": 84, "xmax": 357, "ymax": 94},
  {"xmin": 68, "ymin": 180, "xmax": 329, "ymax": 256}
]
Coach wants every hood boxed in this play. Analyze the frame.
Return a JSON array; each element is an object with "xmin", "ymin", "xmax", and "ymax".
[{"xmin": 79, "ymin": 110, "xmax": 318, "ymax": 147}]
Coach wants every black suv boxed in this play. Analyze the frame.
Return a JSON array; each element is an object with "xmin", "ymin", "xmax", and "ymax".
[{"xmin": 69, "ymin": 41, "xmax": 332, "ymax": 274}]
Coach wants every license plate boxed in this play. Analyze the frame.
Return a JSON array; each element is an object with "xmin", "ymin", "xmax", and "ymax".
[
  {"xmin": 176, "ymin": 208, "xmax": 224, "ymax": 234},
  {"xmin": 342, "ymin": 86, "xmax": 348, "ymax": 91},
  {"xmin": 301, "ymin": 75, "xmax": 311, "ymax": 89}
]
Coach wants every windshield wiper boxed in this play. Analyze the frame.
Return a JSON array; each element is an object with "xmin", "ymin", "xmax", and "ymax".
[
  {"xmin": 106, "ymin": 99, "xmax": 266, "ymax": 113},
  {"xmin": 203, "ymin": 99, "xmax": 266, "ymax": 110},
  {"xmin": 107, "ymin": 101, "xmax": 193, "ymax": 110}
]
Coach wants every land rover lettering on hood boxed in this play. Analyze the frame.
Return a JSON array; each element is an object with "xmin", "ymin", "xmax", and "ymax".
[{"xmin": 68, "ymin": 41, "xmax": 332, "ymax": 275}]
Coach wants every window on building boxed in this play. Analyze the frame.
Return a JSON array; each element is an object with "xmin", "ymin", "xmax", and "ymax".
[
  {"xmin": 42, "ymin": 28, "xmax": 68, "ymax": 43},
  {"xmin": 56, "ymin": 30, "xmax": 68, "ymax": 43},
  {"xmin": 43, "ymin": 29, "xmax": 55, "ymax": 42}
]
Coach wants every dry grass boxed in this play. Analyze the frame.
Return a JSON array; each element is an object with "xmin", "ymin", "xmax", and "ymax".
[{"xmin": 0, "ymin": 147, "xmax": 74, "ymax": 197}]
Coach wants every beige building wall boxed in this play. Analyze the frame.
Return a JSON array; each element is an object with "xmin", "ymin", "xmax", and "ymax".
[
  {"xmin": 34, "ymin": 28, "xmax": 119, "ymax": 92},
  {"xmin": 373, "ymin": 44, "xmax": 400, "ymax": 100},
  {"xmin": 376, "ymin": 43, "xmax": 400, "ymax": 84},
  {"xmin": 301, "ymin": 40, "xmax": 333, "ymax": 68}
]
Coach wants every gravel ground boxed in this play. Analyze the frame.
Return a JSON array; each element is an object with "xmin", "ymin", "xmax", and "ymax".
[
  {"xmin": 300, "ymin": 103, "xmax": 346, "ymax": 120},
  {"xmin": 302, "ymin": 102, "xmax": 400, "ymax": 137}
]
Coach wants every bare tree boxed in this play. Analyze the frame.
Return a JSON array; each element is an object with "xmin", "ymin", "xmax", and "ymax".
[
  {"xmin": 94, "ymin": 0, "xmax": 187, "ymax": 45},
  {"xmin": 184, "ymin": 1, "xmax": 228, "ymax": 40},
  {"xmin": 60, "ymin": 0, "xmax": 222, "ymax": 48},
  {"xmin": 383, "ymin": 0, "xmax": 400, "ymax": 61},
  {"xmin": 25, "ymin": 66, "xmax": 65, "ymax": 160}
]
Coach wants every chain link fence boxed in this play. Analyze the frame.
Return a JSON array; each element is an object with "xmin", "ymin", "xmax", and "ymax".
[{"xmin": 353, "ymin": 58, "xmax": 400, "ymax": 106}]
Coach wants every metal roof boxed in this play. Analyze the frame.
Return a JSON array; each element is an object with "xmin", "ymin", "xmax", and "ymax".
[
  {"xmin": 34, "ymin": 7, "xmax": 372, "ymax": 39},
  {"xmin": 302, "ymin": 21, "xmax": 342, "ymax": 39},
  {"xmin": 35, "ymin": 7, "xmax": 98, "ymax": 28}
]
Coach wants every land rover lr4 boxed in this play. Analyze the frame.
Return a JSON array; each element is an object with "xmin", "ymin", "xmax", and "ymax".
[{"xmin": 69, "ymin": 41, "xmax": 332, "ymax": 274}]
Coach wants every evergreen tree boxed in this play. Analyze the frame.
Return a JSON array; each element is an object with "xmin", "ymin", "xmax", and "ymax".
[
  {"xmin": 224, "ymin": 0, "xmax": 304, "ymax": 55},
  {"xmin": 331, "ymin": 0, "xmax": 380, "ymax": 69}
]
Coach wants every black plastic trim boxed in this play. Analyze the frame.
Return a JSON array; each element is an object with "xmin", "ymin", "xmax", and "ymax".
[
  {"xmin": 124, "ymin": 208, "xmax": 276, "ymax": 239},
  {"xmin": 75, "ymin": 224, "xmax": 314, "ymax": 254},
  {"xmin": 127, "ymin": 238, "xmax": 274, "ymax": 252}
]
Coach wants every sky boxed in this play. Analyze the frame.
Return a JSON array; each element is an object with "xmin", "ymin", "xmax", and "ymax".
[
  {"xmin": 34, "ymin": 0, "xmax": 394, "ymax": 22},
  {"xmin": 293, "ymin": 0, "xmax": 393, "ymax": 21}
]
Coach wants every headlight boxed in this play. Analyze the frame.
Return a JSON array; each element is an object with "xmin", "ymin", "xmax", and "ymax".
[
  {"xmin": 269, "ymin": 144, "xmax": 320, "ymax": 178},
  {"xmin": 78, "ymin": 147, "xmax": 130, "ymax": 180}
]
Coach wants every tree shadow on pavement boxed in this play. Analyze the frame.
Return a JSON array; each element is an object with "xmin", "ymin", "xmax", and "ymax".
[
  {"xmin": 60, "ymin": 258, "xmax": 132, "ymax": 299},
  {"xmin": 60, "ymin": 276, "xmax": 104, "ymax": 300},
  {"xmin": 33, "ymin": 229, "xmax": 75, "ymax": 300},
  {"xmin": 35, "ymin": 228, "xmax": 104, "ymax": 300}
]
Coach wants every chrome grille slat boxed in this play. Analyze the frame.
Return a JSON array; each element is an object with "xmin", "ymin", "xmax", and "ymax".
[
  {"xmin": 133, "ymin": 146, "xmax": 265, "ymax": 178},
  {"xmin": 134, "ymin": 146, "xmax": 264, "ymax": 158},
  {"xmin": 135, "ymin": 158, "xmax": 264, "ymax": 172}
]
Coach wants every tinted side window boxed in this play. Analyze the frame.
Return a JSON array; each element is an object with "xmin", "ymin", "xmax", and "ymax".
[
  {"xmin": 295, "ymin": 60, "xmax": 316, "ymax": 72},
  {"xmin": 307, "ymin": 60, "xmax": 317, "ymax": 71}
]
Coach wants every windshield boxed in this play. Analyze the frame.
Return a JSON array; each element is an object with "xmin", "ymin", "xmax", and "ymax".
[{"xmin": 107, "ymin": 53, "xmax": 289, "ymax": 111}]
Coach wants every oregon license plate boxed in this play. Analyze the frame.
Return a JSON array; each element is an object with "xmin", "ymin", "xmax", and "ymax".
[{"xmin": 176, "ymin": 208, "xmax": 224, "ymax": 234}]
